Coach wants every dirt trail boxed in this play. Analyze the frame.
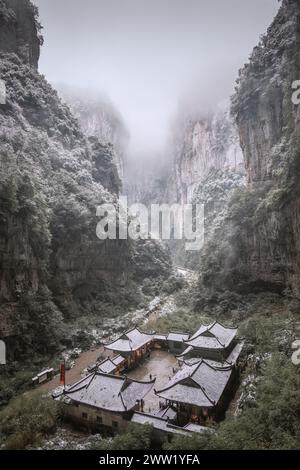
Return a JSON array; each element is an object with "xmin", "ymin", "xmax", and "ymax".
[{"xmin": 39, "ymin": 346, "xmax": 104, "ymax": 393}]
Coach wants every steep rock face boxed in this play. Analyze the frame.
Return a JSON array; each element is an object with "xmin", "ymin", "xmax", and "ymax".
[
  {"xmin": 233, "ymin": 0, "xmax": 300, "ymax": 185},
  {"xmin": 0, "ymin": 2, "xmax": 171, "ymax": 359},
  {"xmin": 228, "ymin": 0, "xmax": 300, "ymax": 295},
  {"xmin": 0, "ymin": 0, "xmax": 41, "ymax": 68},
  {"xmin": 163, "ymin": 101, "xmax": 244, "ymax": 267},
  {"xmin": 0, "ymin": 52, "xmax": 124, "ymax": 356},
  {"xmin": 58, "ymin": 87, "xmax": 129, "ymax": 178},
  {"xmin": 170, "ymin": 101, "xmax": 244, "ymax": 206}
]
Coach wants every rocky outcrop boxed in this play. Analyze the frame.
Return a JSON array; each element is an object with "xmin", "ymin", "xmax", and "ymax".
[{"xmin": 0, "ymin": 0, "xmax": 41, "ymax": 68}]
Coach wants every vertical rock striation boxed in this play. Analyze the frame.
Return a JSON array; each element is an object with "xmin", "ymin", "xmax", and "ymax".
[
  {"xmin": 229, "ymin": 0, "xmax": 300, "ymax": 295},
  {"xmin": 169, "ymin": 101, "xmax": 244, "ymax": 207}
]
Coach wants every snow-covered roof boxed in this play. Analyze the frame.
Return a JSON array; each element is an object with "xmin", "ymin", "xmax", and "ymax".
[
  {"xmin": 131, "ymin": 412, "xmax": 208, "ymax": 436},
  {"xmin": 59, "ymin": 372, "xmax": 155, "ymax": 412},
  {"xmin": 154, "ymin": 406, "xmax": 177, "ymax": 421},
  {"xmin": 178, "ymin": 342, "xmax": 244, "ymax": 368},
  {"xmin": 186, "ymin": 321, "xmax": 237, "ymax": 350},
  {"xmin": 112, "ymin": 354, "xmax": 125, "ymax": 366},
  {"xmin": 155, "ymin": 359, "xmax": 233, "ymax": 408},
  {"xmin": 97, "ymin": 358, "xmax": 117, "ymax": 374},
  {"xmin": 183, "ymin": 423, "xmax": 211, "ymax": 434},
  {"xmin": 154, "ymin": 334, "xmax": 167, "ymax": 341},
  {"xmin": 167, "ymin": 331, "xmax": 189, "ymax": 343},
  {"xmin": 97, "ymin": 354, "xmax": 126, "ymax": 374},
  {"xmin": 178, "ymin": 357, "xmax": 224, "ymax": 368},
  {"xmin": 176, "ymin": 345, "xmax": 193, "ymax": 358},
  {"xmin": 225, "ymin": 341, "xmax": 244, "ymax": 365},
  {"xmin": 104, "ymin": 327, "xmax": 154, "ymax": 352}
]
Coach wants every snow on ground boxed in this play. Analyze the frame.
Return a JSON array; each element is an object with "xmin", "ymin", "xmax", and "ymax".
[{"xmin": 36, "ymin": 428, "xmax": 106, "ymax": 450}]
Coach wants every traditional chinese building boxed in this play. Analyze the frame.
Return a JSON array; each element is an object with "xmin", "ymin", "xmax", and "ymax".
[
  {"xmin": 155, "ymin": 358, "xmax": 236, "ymax": 425},
  {"xmin": 166, "ymin": 331, "xmax": 190, "ymax": 354},
  {"xmin": 178, "ymin": 321, "xmax": 238, "ymax": 361},
  {"xmin": 131, "ymin": 410, "xmax": 209, "ymax": 444},
  {"xmin": 104, "ymin": 327, "xmax": 154, "ymax": 367},
  {"xmin": 96, "ymin": 354, "xmax": 126, "ymax": 375},
  {"xmin": 53, "ymin": 320, "xmax": 243, "ymax": 437},
  {"xmin": 55, "ymin": 371, "xmax": 155, "ymax": 433}
]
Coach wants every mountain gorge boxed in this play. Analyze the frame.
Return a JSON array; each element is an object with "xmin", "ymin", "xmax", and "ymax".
[
  {"xmin": 0, "ymin": 0, "xmax": 300, "ymax": 453},
  {"xmin": 0, "ymin": 0, "xmax": 299, "ymax": 360}
]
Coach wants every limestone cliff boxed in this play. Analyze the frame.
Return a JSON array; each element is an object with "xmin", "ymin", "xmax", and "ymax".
[
  {"xmin": 0, "ymin": 0, "xmax": 41, "ymax": 68},
  {"xmin": 170, "ymin": 101, "xmax": 244, "ymax": 206},
  {"xmin": 58, "ymin": 86, "xmax": 129, "ymax": 178},
  {"xmin": 0, "ymin": 1, "xmax": 171, "ymax": 360},
  {"xmin": 164, "ymin": 101, "xmax": 245, "ymax": 268},
  {"xmin": 229, "ymin": 0, "xmax": 300, "ymax": 295},
  {"xmin": 199, "ymin": 0, "xmax": 300, "ymax": 296}
]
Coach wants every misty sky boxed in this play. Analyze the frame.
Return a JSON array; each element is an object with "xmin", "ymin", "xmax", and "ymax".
[{"xmin": 33, "ymin": 0, "xmax": 279, "ymax": 157}]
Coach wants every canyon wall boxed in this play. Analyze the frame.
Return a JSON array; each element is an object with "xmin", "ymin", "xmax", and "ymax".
[
  {"xmin": 164, "ymin": 101, "xmax": 245, "ymax": 268},
  {"xmin": 169, "ymin": 101, "xmax": 244, "ymax": 206},
  {"xmin": 58, "ymin": 86, "xmax": 129, "ymax": 178},
  {"xmin": 0, "ymin": 0, "xmax": 171, "ymax": 359},
  {"xmin": 0, "ymin": 0, "xmax": 41, "ymax": 68},
  {"xmin": 198, "ymin": 0, "xmax": 300, "ymax": 297},
  {"xmin": 229, "ymin": 0, "xmax": 300, "ymax": 295}
]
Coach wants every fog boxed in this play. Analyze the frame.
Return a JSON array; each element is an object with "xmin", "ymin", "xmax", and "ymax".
[{"xmin": 33, "ymin": 0, "xmax": 279, "ymax": 160}]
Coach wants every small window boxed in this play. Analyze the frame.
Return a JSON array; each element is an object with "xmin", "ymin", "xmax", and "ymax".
[
  {"xmin": 96, "ymin": 416, "xmax": 103, "ymax": 424},
  {"xmin": 112, "ymin": 420, "xmax": 118, "ymax": 429},
  {"xmin": 82, "ymin": 412, "xmax": 88, "ymax": 419}
]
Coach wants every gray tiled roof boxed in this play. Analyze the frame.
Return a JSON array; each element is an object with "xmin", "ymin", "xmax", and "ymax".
[
  {"xmin": 154, "ymin": 406, "xmax": 177, "ymax": 421},
  {"xmin": 155, "ymin": 360, "xmax": 233, "ymax": 408},
  {"xmin": 183, "ymin": 423, "xmax": 211, "ymax": 434},
  {"xmin": 225, "ymin": 341, "xmax": 244, "ymax": 365},
  {"xmin": 167, "ymin": 331, "xmax": 189, "ymax": 342},
  {"xmin": 154, "ymin": 334, "xmax": 167, "ymax": 341},
  {"xmin": 60, "ymin": 372, "xmax": 155, "ymax": 412},
  {"xmin": 131, "ymin": 412, "xmax": 184, "ymax": 434},
  {"xmin": 131, "ymin": 412, "xmax": 209, "ymax": 436},
  {"xmin": 105, "ymin": 327, "xmax": 154, "ymax": 352},
  {"xmin": 176, "ymin": 345, "xmax": 193, "ymax": 357},
  {"xmin": 178, "ymin": 342, "xmax": 244, "ymax": 368},
  {"xmin": 97, "ymin": 358, "xmax": 117, "ymax": 374},
  {"xmin": 186, "ymin": 321, "xmax": 237, "ymax": 350},
  {"xmin": 112, "ymin": 354, "xmax": 126, "ymax": 366},
  {"xmin": 94, "ymin": 355, "xmax": 125, "ymax": 374},
  {"xmin": 178, "ymin": 357, "xmax": 225, "ymax": 368}
]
